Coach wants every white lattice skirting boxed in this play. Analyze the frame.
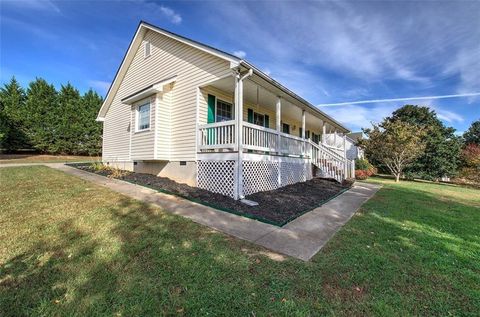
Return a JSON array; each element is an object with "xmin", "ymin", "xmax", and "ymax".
[
  {"xmin": 197, "ymin": 160, "xmax": 236, "ymax": 198},
  {"xmin": 197, "ymin": 156, "xmax": 313, "ymax": 198}
]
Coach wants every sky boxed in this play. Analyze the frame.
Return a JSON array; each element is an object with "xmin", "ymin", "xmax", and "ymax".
[{"xmin": 1, "ymin": 0, "xmax": 479, "ymax": 134}]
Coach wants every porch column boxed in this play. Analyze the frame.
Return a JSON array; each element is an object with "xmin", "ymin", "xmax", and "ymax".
[
  {"xmin": 301, "ymin": 110, "xmax": 306, "ymax": 139},
  {"xmin": 236, "ymin": 75, "xmax": 245, "ymax": 199},
  {"xmin": 334, "ymin": 129, "xmax": 338, "ymax": 148},
  {"xmin": 322, "ymin": 122, "xmax": 326, "ymax": 144},
  {"xmin": 276, "ymin": 97, "xmax": 282, "ymax": 188},
  {"xmin": 233, "ymin": 73, "xmax": 241, "ymax": 200},
  {"xmin": 301, "ymin": 109, "xmax": 306, "ymax": 157},
  {"xmin": 234, "ymin": 75, "xmax": 240, "ymax": 151},
  {"xmin": 343, "ymin": 134, "xmax": 348, "ymax": 178},
  {"xmin": 276, "ymin": 97, "xmax": 281, "ymax": 154}
]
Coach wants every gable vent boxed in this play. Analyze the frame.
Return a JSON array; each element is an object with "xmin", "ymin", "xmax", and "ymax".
[{"xmin": 144, "ymin": 41, "xmax": 151, "ymax": 58}]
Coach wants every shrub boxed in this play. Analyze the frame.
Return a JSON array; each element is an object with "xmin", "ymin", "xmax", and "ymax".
[
  {"xmin": 355, "ymin": 158, "xmax": 377, "ymax": 179},
  {"xmin": 355, "ymin": 170, "xmax": 369, "ymax": 180},
  {"xmin": 91, "ymin": 161, "xmax": 111, "ymax": 172}
]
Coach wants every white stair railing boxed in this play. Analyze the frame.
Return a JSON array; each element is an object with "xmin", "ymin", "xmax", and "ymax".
[{"xmin": 309, "ymin": 140, "xmax": 354, "ymax": 182}]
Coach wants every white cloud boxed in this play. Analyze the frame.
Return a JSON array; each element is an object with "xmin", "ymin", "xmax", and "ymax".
[
  {"xmin": 233, "ymin": 50, "xmax": 246, "ymax": 59},
  {"xmin": 3, "ymin": 0, "xmax": 61, "ymax": 14},
  {"xmin": 88, "ymin": 80, "xmax": 111, "ymax": 96},
  {"xmin": 159, "ymin": 5, "xmax": 182, "ymax": 24},
  {"xmin": 443, "ymin": 46, "xmax": 480, "ymax": 103},
  {"xmin": 320, "ymin": 103, "xmax": 399, "ymax": 131}
]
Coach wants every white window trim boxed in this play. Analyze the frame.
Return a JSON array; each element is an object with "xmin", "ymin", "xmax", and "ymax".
[
  {"xmin": 134, "ymin": 99, "xmax": 152, "ymax": 133},
  {"xmin": 144, "ymin": 41, "xmax": 151, "ymax": 59},
  {"xmin": 215, "ymin": 98, "xmax": 233, "ymax": 122}
]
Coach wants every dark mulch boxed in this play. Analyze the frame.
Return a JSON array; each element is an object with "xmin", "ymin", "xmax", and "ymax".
[{"xmin": 71, "ymin": 163, "xmax": 353, "ymax": 226}]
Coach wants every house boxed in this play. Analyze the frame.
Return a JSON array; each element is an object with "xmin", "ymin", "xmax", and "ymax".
[{"xmin": 97, "ymin": 21, "xmax": 355, "ymax": 200}]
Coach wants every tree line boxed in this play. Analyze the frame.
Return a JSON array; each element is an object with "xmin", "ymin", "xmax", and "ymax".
[
  {"xmin": 361, "ymin": 105, "xmax": 480, "ymax": 183},
  {"xmin": 0, "ymin": 77, "xmax": 103, "ymax": 155}
]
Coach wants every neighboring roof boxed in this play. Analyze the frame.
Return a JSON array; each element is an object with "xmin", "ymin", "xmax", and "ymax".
[
  {"xmin": 96, "ymin": 21, "xmax": 349, "ymax": 132},
  {"xmin": 347, "ymin": 132, "xmax": 363, "ymax": 142}
]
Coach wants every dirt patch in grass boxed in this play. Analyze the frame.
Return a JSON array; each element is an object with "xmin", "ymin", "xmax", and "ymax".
[{"xmin": 71, "ymin": 163, "xmax": 352, "ymax": 226}]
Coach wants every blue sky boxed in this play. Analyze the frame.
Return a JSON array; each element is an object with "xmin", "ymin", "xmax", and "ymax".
[{"xmin": 1, "ymin": 0, "xmax": 479, "ymax": 133}]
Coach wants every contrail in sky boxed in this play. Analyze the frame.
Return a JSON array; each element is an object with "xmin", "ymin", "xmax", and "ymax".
[{"xmin": 317, "ymin": 92, "xmax": 480, "ymax": 107}]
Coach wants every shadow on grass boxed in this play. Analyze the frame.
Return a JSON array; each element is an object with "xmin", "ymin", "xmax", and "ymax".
[
  {"xmin": 0, "ymin": 196, "xmax": 288, "ymax": 316},
  {"xmin": 314, "ymin": 184, "xmax": 480, "ymax": 315},
  {"xmin": 1, "ymin": 178, "xmax": 479, "ymax": 316}
]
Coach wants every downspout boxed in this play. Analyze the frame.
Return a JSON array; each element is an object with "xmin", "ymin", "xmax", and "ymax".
[{"xmin": 236, "ymin": 68, "xmax": 253, "ymax": 200}]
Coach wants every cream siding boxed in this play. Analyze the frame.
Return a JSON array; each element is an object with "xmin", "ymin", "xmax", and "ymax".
[
  {"xmin": 102, "ymin": 29, "xmax": 231, "ymax": 163},
  {"xmin": 131, "ymin": 96, "xmax": 156, "ymax": 160},
  {"xmin": 156, "ymin": 85, "xmax": 172, "ymax": 160},
  {"xmin": 200, "ymin": 86, "xmax": 324, "ymax": 138}
]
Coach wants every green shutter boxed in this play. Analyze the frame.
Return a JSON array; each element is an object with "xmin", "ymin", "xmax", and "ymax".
[
  {"xmin": 207, "ymin": 94, "xmax": 215, "ymax": 123},
  {"xmin": 299, "ymin": 127, "xmax": 303, "ymax": 138},
  {"xmin": 207, "ymin": 94, "xmax": 216, "ymax": 144},
  {"xmin": 247, "ymin": 109, "xmax": 254, "ymax": 123},
  {"xmin": 264, "ymin": 114, "xmax": 269, "ymax": 128}
]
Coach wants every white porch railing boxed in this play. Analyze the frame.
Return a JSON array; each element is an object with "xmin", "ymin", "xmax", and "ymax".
[
  {"xmin": 198, "ymin": 120, "xmax": 236, "ymax": 150},
  {"xmin": 198, "ymin": 121, "xmax": 355, "ymax": 182},
  {"xmin": 243, "ymin": 122, "xmax": 278, "ymax": 152}
]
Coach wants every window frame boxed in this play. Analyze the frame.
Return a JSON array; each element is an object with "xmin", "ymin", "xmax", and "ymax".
[
  {"xmin": 253, "ymin": 112, "xmax": 265, "ymax": 127},
  {"xmin": 215, "ymin": 98, "xmax": 233, "ymax": 122},
  {"xmin": 135, "ymin": 101, "xmax": 151, "ymax": 133}
]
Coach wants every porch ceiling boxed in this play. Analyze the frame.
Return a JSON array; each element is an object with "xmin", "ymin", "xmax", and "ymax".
[{"xmin": 205, "ymin": 76, "xmax": 343, "ymax": 131}]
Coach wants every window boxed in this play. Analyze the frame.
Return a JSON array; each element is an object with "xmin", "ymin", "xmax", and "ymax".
[
  {"xmin": 137, "ymin": 102, "xmax": 150, "ymax": 131},
  {"xmin": 253, "ymin": 112, "xmax": 264, "ymax": 127},
  {"xmin": 282, "ymin": 123, "xmax": 290, "ymax": 134},
  {"xmin": 248, "ymin": 108, "xmax": 269, "ymax": 128},
  {"xmin": 215, "ymin": 99, "xmax": 232, "ymax": 122},
  {"xmin": 144, "ymin": 41, "xmax": 151, "ymax": 58}
]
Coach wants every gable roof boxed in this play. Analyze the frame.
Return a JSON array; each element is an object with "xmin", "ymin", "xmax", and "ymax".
[{"xmin": 96, "ymin": 21, "xmax": 349, "ymax": 132}]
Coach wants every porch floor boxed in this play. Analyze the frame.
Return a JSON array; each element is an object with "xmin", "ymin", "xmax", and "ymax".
[{"xmin": 46, "ymin": 163, "xmax": 382, "ymax": 261}]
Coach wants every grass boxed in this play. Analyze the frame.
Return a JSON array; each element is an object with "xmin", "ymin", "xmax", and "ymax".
[
  {"xmin": 0, "ymin": 154, "xmax": 100, "ymax": 164},
  {"xmin": 0, "ymin": 167, "xmax": 479, "ymax": 316}
]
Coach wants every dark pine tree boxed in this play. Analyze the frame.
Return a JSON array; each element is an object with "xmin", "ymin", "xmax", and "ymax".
[
  {"xmin": 79, "ymin": 89, "xmax": 103, "ymax": 155},
  {"xmin": 24, "ymin": 78, "xmax": 58, "ymax": 153},
  {"xmin": 54, "ymin": 83, "xmax": 83, "ymax": 154},
  {"xmin": 0, "ymin": 77, "xmax": 29, "ymax": 151}
]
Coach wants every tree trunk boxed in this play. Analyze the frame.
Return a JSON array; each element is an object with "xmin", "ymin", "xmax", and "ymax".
[{"xmin": 395, "ymin": 174, "xmax": 400, "ymax": 182}]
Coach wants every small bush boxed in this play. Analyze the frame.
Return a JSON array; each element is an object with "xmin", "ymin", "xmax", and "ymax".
[
  {"xmin": 108, "ymin": 168, "xmax": 129, "ymax": 179},
  {"xmin": 91, "ymin": 161, "xmax": 111, "ymax": 172},
  {"xmin": 355, "ymin": 170, "xmax": 369, "ymax": 180},
  {"xmin": 355, "ymin": 158, "xmax": 377, "ymax": 179}
]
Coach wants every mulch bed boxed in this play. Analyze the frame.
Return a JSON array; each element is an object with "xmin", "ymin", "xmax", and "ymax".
[{"xmin": 71, "ymin": 163, "xmax": 353, "ymax": 226}]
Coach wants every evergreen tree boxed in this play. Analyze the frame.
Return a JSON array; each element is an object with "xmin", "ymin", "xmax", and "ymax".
[
  {"xmin": 463, "ymin": 120, "xmax": 480, "ymax": 145},
  {"xmin": 23, "ymin": 78, "xmax": 58, "ymax": 153},
  {"xmin": 0, "ymin": 77, "xmax": 29, "ymax": 151},
  {"xmin": 387, "ymin": 105, "xmax": 462, "ymax": 180},
  {"xmin": 79, "ymin": 89, "xmax": 103, "ymax": 155},
  {"xmin": 54, "ymin": 83, "xmax": 82, "ymax": 154}
]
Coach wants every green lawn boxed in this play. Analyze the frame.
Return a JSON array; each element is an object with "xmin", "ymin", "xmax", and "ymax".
[
  {"xmin": 0, "ymin": 154, "xmax": 100, "ymax": 164},
  {"xmin": 1, "ymin": 167, "xmax": 479, "ymax": 316}
]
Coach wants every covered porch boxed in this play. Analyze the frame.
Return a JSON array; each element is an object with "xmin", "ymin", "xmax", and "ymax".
[
  {"xmin": 196, "ymin": 72, "xmax": 349, "ymax": 158},
  {"xmin": 195, "ymin": 69, "xmax": 354, "ymax": 200}
]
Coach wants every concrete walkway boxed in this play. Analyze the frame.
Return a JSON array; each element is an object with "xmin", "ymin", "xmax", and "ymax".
[{"xmin": 1, "ymin": 163, "xmax": 381, "ymax": 261}]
